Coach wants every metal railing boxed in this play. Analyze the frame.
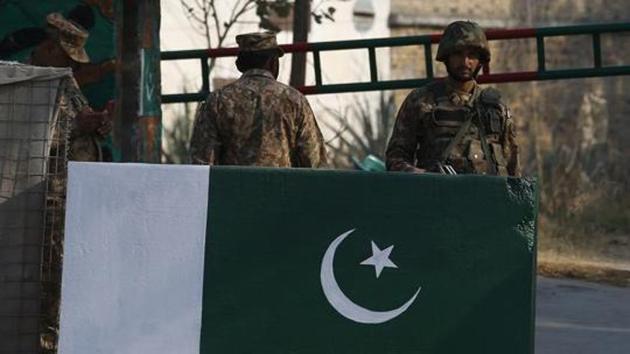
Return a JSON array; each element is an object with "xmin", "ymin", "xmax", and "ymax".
[{"xmin": 161, "ymin": 22, "xmax": 630, "ymax": 103}]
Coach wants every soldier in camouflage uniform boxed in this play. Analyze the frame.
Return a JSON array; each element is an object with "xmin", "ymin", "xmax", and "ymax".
[
  {"xmin": 386, "ymin": 21, "xmax": 519, "ymax": 176},
  {"xmin": 30, "ymin": 12, "xmax": 111, "ymax": 162},
  {"xmin": 30, "ymin": 16, "xmax": 112, "ymax": 349},
  {"xmin": 190, "ymin": 32, "xmax": 327, "ymax": 167}
]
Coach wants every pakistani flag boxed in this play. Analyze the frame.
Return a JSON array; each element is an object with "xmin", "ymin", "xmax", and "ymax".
[{"xmin": 59, "ymin": 163, "xmax": 537, "ymax": 354}]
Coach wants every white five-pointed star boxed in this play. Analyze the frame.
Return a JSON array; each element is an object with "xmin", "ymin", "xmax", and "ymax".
[{"xmin": 360, "ymin": 241, "xmax": 398, "ymax": 278}]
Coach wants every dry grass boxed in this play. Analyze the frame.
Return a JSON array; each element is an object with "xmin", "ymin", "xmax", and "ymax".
[
  {"xmin": 537, "ymin": 212, "xmax": 630, "ymax": 287},
  {"xmin": 538, "ymin": 254, "xmax": 630, "ymax": 287}
]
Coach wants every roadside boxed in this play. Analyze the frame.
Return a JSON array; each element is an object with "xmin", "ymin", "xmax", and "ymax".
[
  {"xmin": 538, "ymin": 256, "xmax": 630, "ymax": 287},
  {"xmin": 537, "ymin": 216, "xmax": 630, "ymax": 287}
]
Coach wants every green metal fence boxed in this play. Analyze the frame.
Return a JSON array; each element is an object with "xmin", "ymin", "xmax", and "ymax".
[{"xmin": 161, "ymin": 22, "xmax": 630, "ymax": 103}]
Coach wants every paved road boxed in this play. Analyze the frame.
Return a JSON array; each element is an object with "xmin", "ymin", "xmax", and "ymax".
[{"xmin": 536, "ymin": 276, "xmax": 630, "ymax": 354}]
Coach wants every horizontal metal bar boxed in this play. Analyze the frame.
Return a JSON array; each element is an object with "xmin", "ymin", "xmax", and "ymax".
[
  {"xmin": 161, "ymin": 49, "xmax": 208, "ymax": 60},
  {"xmin": 161, "ymin": 22, "xmax": 630, "ymax": 61},
  {"xmin": 476, "ymin": 72, "xmax": 538, "ymax": 84},
  {"xmin": 537, "ymin": 65, "xmax": 630, "ymax": 80},
  {"xmin": 536, "ymin": 22, "xmax": 630, "ymax": 36},
  {"xmin": 299, "ymin": 66, "xmax": 630, "ymax": 94},
  {"xmin": 485, "ymin": 28, "xmax": 537, "ymax": 40},
  {"xmin": 304, "ymin": 36, "xmax": 436, "ymax": 51},
  {"xmin": 479, "ymin": 67, "xmax": 630, "ymax": 83},
  {"xmin": 161, "ymin": 38, "xmax": 434, "ymax": 61},
  {"xmin": 162, "ymin": 66, "xmax": 630, "ymax": 102},
  {"xmin": 159, "ymin": 22, "xmax": 630, "ymax": 103},
  {"xmin": 297, "ymin": 79, "xmax": 433, "ymax": 95},
  {"xmin": 162, "ymin": 92, "xmax": 207, "ymax": 104}
]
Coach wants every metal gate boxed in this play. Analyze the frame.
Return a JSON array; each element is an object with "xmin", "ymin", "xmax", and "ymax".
[{"xmin": 160, "ymin": 22, "xmax": 630, "ymax": 103}]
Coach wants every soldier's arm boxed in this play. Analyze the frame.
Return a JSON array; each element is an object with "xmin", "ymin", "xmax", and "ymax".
[
  {"xmin": 294, "ymin": 97, "xmax": 328, "ymax": 168},
  {"xmin": 505, "ymin": 115, "xmax": 521, "ymax": 177},
  {"xmin": 58, "ymin": 77, "xmax": 110, "ymax": 161},
  {"xmin": 73, "ymin": 59, "xmax": 116, "ymax": 86},
  {"xmin": 61, "ymin": 77, "xmax": 109, "ymax": 138},
  {"xmin": 385, "ymin": 91, "xmax": 423, "ymax": 172},
  {"xmin": 190, "ymin": 95, "xmax": 220, "ymax": 165},
  {"xmin": 60, "ymin": 77, "xmax": 90, "ymax": 139}
]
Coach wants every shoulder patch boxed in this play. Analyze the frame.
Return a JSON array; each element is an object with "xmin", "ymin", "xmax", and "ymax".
[
  {"xmin": 479, "ymin": 87, "xmax": 502, "ymax": 106},
  {"xmin": 478, "ymin": 87, "xmax": 511, "ymax": 122}
]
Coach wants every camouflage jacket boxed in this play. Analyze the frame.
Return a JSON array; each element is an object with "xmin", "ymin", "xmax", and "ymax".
[
  {"xmin": 190, "ymin": 69, "xmax": 327, "ymax": 168},
  {"xmin": 54, "ymin": 77, "xmax": 103, "ymax": 162},
  {"xmin": 49, "ymin": 77, "xmax": 102, "ymax": 197},
  {"xmin": 386, "ymin": 78, "xmax": 520, "ymax": 176}
]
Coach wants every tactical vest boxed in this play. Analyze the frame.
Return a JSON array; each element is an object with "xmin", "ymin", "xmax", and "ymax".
[{"xmin": 417, "ymin": 82, "xmax": 511, "ymax": 176}]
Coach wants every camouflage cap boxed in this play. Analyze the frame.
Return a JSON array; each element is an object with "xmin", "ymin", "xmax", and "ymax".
[
  {"xmin": 436, "ymin": 21, "xmax": 490, "ymax": 63},
  {"xmin": 235, "ymin": 31, "xmax": 284, "ymax": 57},
  {"xmin": 46, "ymin": 12, "xmax": 90, "ymax": 63}
]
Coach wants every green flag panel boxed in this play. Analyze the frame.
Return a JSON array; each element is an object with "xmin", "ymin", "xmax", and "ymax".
[{"xmin": 202, "ymin": 167, "xmax": 537, "ymax": 354}]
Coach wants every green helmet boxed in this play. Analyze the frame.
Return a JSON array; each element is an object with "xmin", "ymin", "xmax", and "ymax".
[{"xmin": 436, "ymin": 21, "xmax": 490, "ymax": 63}]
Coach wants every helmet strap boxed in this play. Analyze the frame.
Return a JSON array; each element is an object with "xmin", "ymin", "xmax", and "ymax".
[{"xmin": 472, "ymin": 63, "xmax": 483, "ymax": 78}]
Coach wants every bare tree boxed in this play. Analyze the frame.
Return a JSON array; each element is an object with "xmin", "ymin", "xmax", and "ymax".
[
  {"xmin": 179, "ymin": 0, "xmax": 343, "ymax": 75},
  {"xmin": 180, "ymin": 0, "xmax": 261, "ymax": 72}
]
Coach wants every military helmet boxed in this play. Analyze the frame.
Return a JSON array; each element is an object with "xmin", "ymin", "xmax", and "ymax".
[{"xmin": 436, "ymin": 21, "xmax": 490, "ymax": 63}]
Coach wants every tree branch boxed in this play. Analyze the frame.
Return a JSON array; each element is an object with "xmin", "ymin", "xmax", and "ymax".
[
  {"xmin": 209, "ymin": 0, "xmax": 221, "ymax": 48},
  {"xmin": 208, "ymin": 0, "xmax": 256, "ymax": 71},
  {"xmin": 180, "ymin": 0, "xmax": 210, "ymax": 38},
  {"xmin": 229, "ymin": 0, "xmax": 244, "ymax": 23},
  {"xmin": 219, "ymin": 0, "xmax": 256, "ymax": 45}
]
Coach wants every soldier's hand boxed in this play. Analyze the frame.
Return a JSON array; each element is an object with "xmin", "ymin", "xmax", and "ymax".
[
  {"xmin": 97, "ymin": 117, "xmax": 112, "ymax": 137},
  {"xmin": 97, "ymin": 100, "xmax": 115, "ymax": 137},
  {"xmin": 99, "ymin": 59, "xmax": 116, "ymax": 75},
  {"xmin": 402, "ymin": 165, "xmax": 426, "ymax": 174},
  {"xmin": 76, "ymin": 108, "xmax": 111, "ymax": 136}
]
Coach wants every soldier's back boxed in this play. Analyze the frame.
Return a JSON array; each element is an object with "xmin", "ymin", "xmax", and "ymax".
[{"xmin": 212, "ymin": 69, "xmax": 305, "ymax": 167}]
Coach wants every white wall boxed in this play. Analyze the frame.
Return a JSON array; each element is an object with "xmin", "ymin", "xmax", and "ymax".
[{"xmin": 160, "ymin": 0, "xmax": 391, "ymax": 149}]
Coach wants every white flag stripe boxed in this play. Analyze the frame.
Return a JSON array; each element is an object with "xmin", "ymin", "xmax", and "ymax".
[{"xmin": 59, "ymin": 163, "xmax": 210, "ymax": 354}]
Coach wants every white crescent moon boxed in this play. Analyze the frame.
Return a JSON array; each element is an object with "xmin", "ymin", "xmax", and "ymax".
[{"xmin": 320, "ymin": 229, "xmax": 422, "ymax": 324}]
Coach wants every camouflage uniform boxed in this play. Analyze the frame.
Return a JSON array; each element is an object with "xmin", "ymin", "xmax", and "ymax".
[
  {"xmin": 386, "ymin": 21, "xmax": 520, "ymax": 176},
  {"xmin": 43, "ymin": 76, "xmax": 102, "ymax": 354},
  {"xmin": 48, "ymin": 76, "xmax": 102, "ymax": 213},
  {"xmin": 35, "ymin": 14, "xmax": 104, "ymax": 351},
  {"xmin": 190, "ymin": 32, "xmax": 327, "ymax": 168},
  {"xmin": 60, "ymin": 77, "xmax": 103, "ymax": 162},
  {"xmin": 32, "ymin": 12, "xmax": 103, "ymax": 162}
]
